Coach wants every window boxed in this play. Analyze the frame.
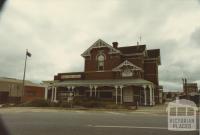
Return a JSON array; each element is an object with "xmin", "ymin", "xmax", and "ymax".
[
  {"xmin": 97, "ymin": 54, "xmax": 105, "ymax": 70},
  {"xmin": 122, "ymin": 67, "xmax": 133, "ymax": 77}
]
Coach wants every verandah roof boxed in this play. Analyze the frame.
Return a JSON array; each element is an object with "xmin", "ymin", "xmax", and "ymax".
[{"xmin": 53, "ymin": 79, "xmax": 153, "ymax": 87}]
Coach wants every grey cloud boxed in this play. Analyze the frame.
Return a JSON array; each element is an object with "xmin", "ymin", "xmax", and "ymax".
[
  {"xmin": 160, "ymin": 81, "xmax": 182, "ymax": 92},
  {"xmin": 0, "ymin": 0, "xmax": 200, "ymax": 91},
  {"xmin": 157, "ymin": 38, "xmax": 200, "ymax": 90},
  {"xmin": 190, "ymin": 27, "xmax": 200, "ymax": 46}
]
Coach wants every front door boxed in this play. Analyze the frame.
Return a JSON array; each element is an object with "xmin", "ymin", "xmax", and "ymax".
[{"xmin": 123, "ymin": 88, "xmax": 133, "ymax": 102}]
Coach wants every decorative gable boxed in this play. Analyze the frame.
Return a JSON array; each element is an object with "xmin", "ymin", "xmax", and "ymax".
[
  {"xmin": 81, "ymin": 39, "xmax": 120, "ymax": 57},
  {"xmin": 112, "ymin": 60, "xmax": 143, "ymax": 71}
]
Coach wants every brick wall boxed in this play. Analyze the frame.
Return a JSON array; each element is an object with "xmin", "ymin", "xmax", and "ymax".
[
  {"xmin": 23, "ymin": 86, "xmax": 45, "ymax": 101},
  {"xmin": 84, "ymin": 47, "xmax": 121, "ymax": 72},
  {"xmin": 144, "ymin": 60, "xmax": 158, "ymax": 85}
]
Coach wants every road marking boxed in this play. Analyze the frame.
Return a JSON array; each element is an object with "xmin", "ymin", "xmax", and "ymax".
[
  {"xmin": 31, "ymin": 110, "xmax": 42, "ymax": 112},
  {"xmin": 130, "ymin": 111, "xmax": 166, "ymax": 116},
  {"xmin": 105, "ymin": 111, "xmax": 126, "ymax": 116},
  {"xmin": 75, "ymin": 110, "xmax": 86, "ymax": 114},
  {"xmin": 88, "ymin": 125, "xmax": 168, "ymax": 130}
]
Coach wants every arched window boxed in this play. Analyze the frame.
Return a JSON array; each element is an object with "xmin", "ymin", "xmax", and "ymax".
[{"xmin": 97, "ymin": 54, "xmax": 105, "ymax": 70}]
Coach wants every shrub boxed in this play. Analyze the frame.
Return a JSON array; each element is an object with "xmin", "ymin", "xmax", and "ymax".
[
  {"xmin": 48, "ymin": 101, "xmax": 60, "ymax": 107},
  {"xmin": 105, "ymin": 104, "xmax": 119, "ymax": 109},
  {"xmin": 19, "ymin": 99, "xmax": 49, "ymax": 107},
  {"xmin": 81, "ymin": 100, "xmax": 105, "ymax": 108},
  {"xmin": 105, "ymin": 104, "xmax": 129, "ymax": 109},
  {"xmin": 73, "ymin": 97, "xmax": 106, "ymax": 108},
  {"xmin": 59, "ymin": 101, "xmax": 72, "ymax": 108}
]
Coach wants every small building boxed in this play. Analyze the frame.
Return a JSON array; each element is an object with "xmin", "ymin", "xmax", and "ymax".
[
  {"xmin": 183, "ymin": 82, "xmax": 198, "ymax": 96},
  {"xmin": 179, "ymin": 82, "xmax": 199, "ymax": 106},
  {"xmin": 163, "ymin": 91, "xmax": 183, "ymax": 102},
  {"xmin": 0, "ymin": 77, "xmax": 46, "ymax": 103},
  {"xmin": 48, "ymin": 39, "xmax": 161, "ymax": 106},
  {"xmin": 23, "ymin": 82, "xmax": 46, "ymax": 102}
]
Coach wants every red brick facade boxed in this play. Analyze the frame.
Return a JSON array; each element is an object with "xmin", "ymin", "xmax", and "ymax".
[
  {"xmin": 23, "ymin": 86, "xmax": 45, "ymax": 101},
  {"xmin": 53, "ymin": 39, "xmax": 161, "ymax": 105}
]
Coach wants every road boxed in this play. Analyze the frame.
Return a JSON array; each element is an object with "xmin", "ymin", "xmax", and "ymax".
[{"xmin": 0, "ymin": 108, "xmax": 199, "ymax": 135}]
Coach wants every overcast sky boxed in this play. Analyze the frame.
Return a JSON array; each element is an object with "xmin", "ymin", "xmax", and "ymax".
[{"xmin": 0, "ymin": 0, "xmax": 200, "ymax": 91}]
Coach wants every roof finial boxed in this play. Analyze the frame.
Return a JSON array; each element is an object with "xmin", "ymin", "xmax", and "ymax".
[
  {"xmin": 137, "ymin": 41, "xmax": 139, "ymax": 46},
  {"xmin": 139, "ymin": 35, "xmax": 142, "ymax": 44},
  {"xmin": 137, "ymin": 34, "xmax": 142, "ymax": 46}
]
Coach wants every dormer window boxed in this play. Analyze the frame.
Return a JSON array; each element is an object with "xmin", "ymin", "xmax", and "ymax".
[{"xmin": 97, "ymin": 54, "xmax": 105, "ymax": 71}]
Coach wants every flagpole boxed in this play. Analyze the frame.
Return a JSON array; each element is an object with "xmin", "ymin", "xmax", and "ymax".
[{"xmin": 22, "ymin": 49, "xmax": 28, "ymax": 102}]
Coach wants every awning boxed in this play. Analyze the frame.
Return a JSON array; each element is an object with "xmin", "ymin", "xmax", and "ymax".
[{"xmin": 53, "ymin": 79, "xmax": 153, "ymax": 87}]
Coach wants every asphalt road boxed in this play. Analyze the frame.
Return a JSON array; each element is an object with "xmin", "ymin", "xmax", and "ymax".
[{"xmin": 0, "ymin": 108, "xmax": 199, "ymax": 135}]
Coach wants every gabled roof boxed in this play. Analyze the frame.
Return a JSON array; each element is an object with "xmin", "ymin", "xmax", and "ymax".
[
  {"xmin": 112, "ymin": 60, "xmax": 143, "ymax": 71},
  {"xmin": 118, "ymin": 45, "xmax": 146, "ymax": 54},
  {"xmin": 81, "ymin": 39, "xmax": 120, "ymax": 57}
]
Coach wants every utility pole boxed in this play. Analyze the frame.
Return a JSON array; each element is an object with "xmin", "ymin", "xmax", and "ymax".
[{"xmin": 22, "ymin": 49, "xmax": 31, "ymax": 102}]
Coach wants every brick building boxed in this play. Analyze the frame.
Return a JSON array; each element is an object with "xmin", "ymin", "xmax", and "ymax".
[
  {"xmin": 183, "ymin": 83, "xmax": 198, "ymax": 96},
  {"xmin": 23, "ymin": 83, "xmax": 46, "ymax": 102},
  {"xmin": 179, "ymin": 82, "xmax": 199, "ymax": 105},
  {"xmin": 0, "ymin": 77, "xmax": 46, "ymax": 103},
  {"xmin": 49, "ymin": 39, "xmax": 161, "ymax": 106}
]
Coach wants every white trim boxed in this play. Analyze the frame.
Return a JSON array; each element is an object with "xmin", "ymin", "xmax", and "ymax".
[
  {"xmin": 143, "ymin": 85, "xmax": 147, "ymax": 106},
  {"xmin": 51, "ymin": 87, "xmax": 54, "ymax": 102},
  {"xmin": 149, "ymin": 85, "xmax": 153, "ymax": 106},
  {"xmin": 96, "ymin": 51, "xmax": 106, "ymax": 60},
  {"xmin": 119, "ymin": 85, "xmax": 123, "ymax": 104},
  {"xmin": 54, "ymin": 79, "xmax": 153, "ymax": 87},
  {"xmin": 112, "ymin": 60, "xmax": 143, "ymax": 71},
  {"xmin": 152, "ymin": 88, "xmax": 155, "ymax": 105},
  {"xmin": 54, "ymin": 87, "xmax": 57, "ymax": 102},
  {"xmin": 44, "ymin": 87, "xmax": 48, "ymax": 100},
  {"xmin": 81, "ymin": 39, "xmax": 120, "ymax": 57},
  {"xmin": 115, "ymin": 86, "xmax": 118, "ymax": 104}
]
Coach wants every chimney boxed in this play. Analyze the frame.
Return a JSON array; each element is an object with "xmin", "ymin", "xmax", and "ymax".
[{"xmin": 112, "ymin": 42, "xmax": 118, "ymax": 49}]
